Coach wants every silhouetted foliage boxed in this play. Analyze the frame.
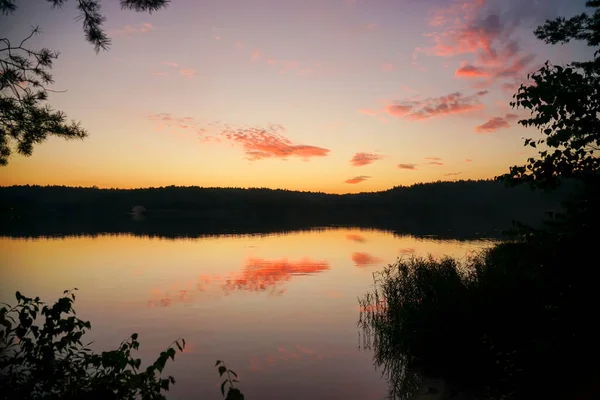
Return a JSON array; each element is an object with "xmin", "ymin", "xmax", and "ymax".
[
  {"xmin": 499, "ymin": 1, "xmax": 599, "ymax": 189},
  {"xmin": 0, "ymin": 289, "xmax": 185, "ymax": 400},
  {"xmin": 359, "ymin": 237, "xmax": 598, "ymax": 399},
  {"xmin": 0, "ymin": 0, "xmax": 170, "ymax": 165},
  {"xmin": 359, "ymin": 6, "xmax": 600, "ymax": 399},
  {"xmin": 215, "ymin": 360, "xmax": 244, "ymax": 400},
  {"xmin": 0, "ymin": 180, "xmax": 574, "ymax": 239}
]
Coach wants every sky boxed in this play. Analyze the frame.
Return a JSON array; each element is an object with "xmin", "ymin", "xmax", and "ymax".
[{"xmin": 0, "ymin": 0, "xmax": 593, "ymax": 193}]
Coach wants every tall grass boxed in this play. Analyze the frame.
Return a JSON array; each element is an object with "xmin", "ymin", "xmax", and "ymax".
[{"xmin": 359, "ymin": 236, "xmax": 598, "ymax": 399}]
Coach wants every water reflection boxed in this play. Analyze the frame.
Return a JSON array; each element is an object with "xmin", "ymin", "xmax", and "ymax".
[
  {"xmin": 352, "ymin": 252, "xmax": 383, "ymax": 267},
  {"xmin": 346, "ymin": 233, "xmax": 367, "ymax": 243},
  {"xmin": 222, "ymin": 257, "xmax": 330, "ymax": 293},
  {"xmin": 0, "ymin": 227, "xmax": 495, "ymax": 400},
  {"xmin": 148, "ymin": 257, "xmax": 330, "ymax": 306}
]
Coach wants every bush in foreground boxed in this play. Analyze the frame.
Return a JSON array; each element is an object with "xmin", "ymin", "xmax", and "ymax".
[{"xmin": 0, "ymin": 289, "xmax": 244, "ymax": 400}]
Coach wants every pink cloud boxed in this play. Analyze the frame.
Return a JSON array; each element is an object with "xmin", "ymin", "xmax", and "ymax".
[
  {"xmin": 251, "ymin": 49, "xmax": 261, "ymax": 61},
  {"xmin": 345, "ymin": 176, "xmax": 370, "ymax": 184},
  {"xmin": 381, "ymin": 63, "xmax": 394, "ymax": 71},
  {"xmin": 397, "ymin": 163, "xmax": 417, "ymax": 170},
  {"xmin": 179, "ymin": 68, "xmax": 197, "ymax": 77},
  {"xmin": 386, "ymin": 104, "xmax": 413, "ymax": 117},
  {"xmin": 455, "ymin": 63, "xmax": 490, "ymax": 78},
  {"xmin": 350, "ymin": 152, "xmax": 383, "ymax": 167},
  {"xmin": 383, "ymin": 91, "xmax": 488, "ymax": 121},
  {"xmin": 162, "ymin": 61, "xmax": 179, "ymax": 68},
  {"xmin": 222, "ymin": 125, "xmax": 329, "ymax": 161},
  {"xmin": 423, "ymin": 1, "xmax": 540, "ymax": 88},
  {"xmin": 475, "ymin": 113, "xmax": 517, "ymax": 133}
]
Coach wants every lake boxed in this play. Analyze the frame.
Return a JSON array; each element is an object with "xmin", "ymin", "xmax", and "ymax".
[{"xmin": 0, "ymin": 227, "xmax": 495, "ymax": 399}]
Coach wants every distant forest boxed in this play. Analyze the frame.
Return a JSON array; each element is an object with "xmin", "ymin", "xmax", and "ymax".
[{"xmin": 0, "ymin": 180, "xmax": 577, "ymax": 239}]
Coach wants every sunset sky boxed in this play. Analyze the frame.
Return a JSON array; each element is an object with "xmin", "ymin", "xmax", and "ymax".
[{"xmin": 0, "ymin": 0, "xmax": 592, "ymax": 193}]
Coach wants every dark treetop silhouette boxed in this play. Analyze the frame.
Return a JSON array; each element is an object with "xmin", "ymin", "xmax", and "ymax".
[
  {"xmin": 0, "ymin": 0, "xmax": 170, "ymax": 166},
  {"xmin": 0, "ymin": 180, "xmax": 575, "ymax": 239}
]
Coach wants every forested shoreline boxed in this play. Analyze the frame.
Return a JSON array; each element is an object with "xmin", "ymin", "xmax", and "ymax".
[{"xmin": 0, "ymin": 180, "xmax": 574, "ymax": 239}]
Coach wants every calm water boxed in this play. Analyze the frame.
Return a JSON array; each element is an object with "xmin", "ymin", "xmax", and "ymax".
[{"xmin": 0, "ymin": 227, "xmax": 494, "ymax": 400}]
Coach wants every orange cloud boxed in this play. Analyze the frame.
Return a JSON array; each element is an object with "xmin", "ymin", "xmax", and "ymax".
[
  {"xmin": 352, "ymin": 252, "xmax": 382, "ymax": 267},
  {"xmin": 384, "ymin": 91, "xmax": 488, "ymax": 120},
  {"xmin": 444, "ymin": 172, "xmax": 462, "ymax": 176},
  {"xmin": 475, "ymin": 113, "xmax": 517, "ymax": 133},
  {"xmin": 428, "ymin": 161, "xmax": 444, "ymax": 166},
  {"xmin": 346, "ymin": 233, "xmax": 366, "ymax": 243},
  {"xmin": 399, "ymin": 247, "xmax": 415, "ymax": 255},
  {"xmin": 350, "ymin": 152, "xmax": 383, "ymax": 167},
  {"xmin": 455, "ymin": 63, "xmax": 490, "ymax": 78},
  {"xmin": 425, "ymin": 157, "xmax": 442, "ymax": 161},
  {"xmin": 397, "ymin": 164, "xmax": 417, "ymax": 170},
  {"xmin": 222, "ymin": 257, "xmax": 330, "ymax": 293},
  {"xmin": 222, "ymin": 125, "xmax": 330, "ymax": 161},
  {"xmin": 465, "ymin": 158, "xmax": 473, "ymax": 162},
  {"xmin": 345, "ymin": 176, "xmax": 370, "ymax": 184}
]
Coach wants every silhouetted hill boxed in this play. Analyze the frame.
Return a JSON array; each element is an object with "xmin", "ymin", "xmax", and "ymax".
[{"xmin": 0, "ymin": 180, "xmax": 577, "ymax": 239}]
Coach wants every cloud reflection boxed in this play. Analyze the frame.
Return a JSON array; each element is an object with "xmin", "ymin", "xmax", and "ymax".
[
  {"xmin": 222, "ymin": 257, "xmax": 330, "ymax": 293},
  {"xmin": 352, "ymin": 252, "xmax": 383, "ymax": 267}
]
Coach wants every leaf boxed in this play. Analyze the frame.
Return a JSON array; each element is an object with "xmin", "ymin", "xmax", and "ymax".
[
  {"xmin": 221, "ymin": 380, "xmax": 228, "ymax": 397},
  {"xmin": 218, "ymin": 366, "xmax": 227, "ymax": 377},
  {"xmin": 215, "ymin": 360, "xmax": 222, "ymax": 367},
  {"xmin": 229, "ymin": 369, "xmax": 238, "ymax": 378}
]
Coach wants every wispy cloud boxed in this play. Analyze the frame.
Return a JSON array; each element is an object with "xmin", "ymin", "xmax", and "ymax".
[
  {"xmin": 425, "ymin": 157, "xmax": 442, "ymax": 161},
  {"xmin": 162, "ymin": 61, "xmax": 179, "ymax": 68},
  {"xmin": 112, "ymin": 22, "xmax": 154, "ymax": 37},
  {"xmin": 455, "ymin": 63, "xmax": 490, "ymax": 77},
  {"xmin": 428, "ymin": 161, "xmax": 444, "ymax": 166},
  {"xmin": 345, "ymin": 176, "xmax": 370, "ymax": 184},
  {"xmin": 423, "ymin": 0, "xmax": 541, "ymax": 88},
  {"xmin": 381, "ymin": 63, "xmax": 394, "ymax": 71},
  {"xmin": 350, "ymin": 152, "xmax": 382, "ymax": 167},
  {"xmin": 380, "ymin": 91, "xmax": 488, "ymax": 121},
  {"xmin": 179, "ymin": 68, "xmax": 198, "ymax": 78},
  {"xmin": 251, "ymin": 49, "xmax": 261, "ymax": 61},
  {"xmin": 444, "ymin": 172, "xmax": 462, "ymax": 176},
  {"xmin": 222, "ymin": 125, "xmax": 330, "ymax": 161},
  {"xmin": 475, "ymin": 113, "xmax": 518, "ymax": 133},
  {"xmin": 397, "ymin": 163, "xmax": 417, "ymax": 170},
  {"xmin": 465, "ymin": 158, "xmax": 473, "ymax": 162}
]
